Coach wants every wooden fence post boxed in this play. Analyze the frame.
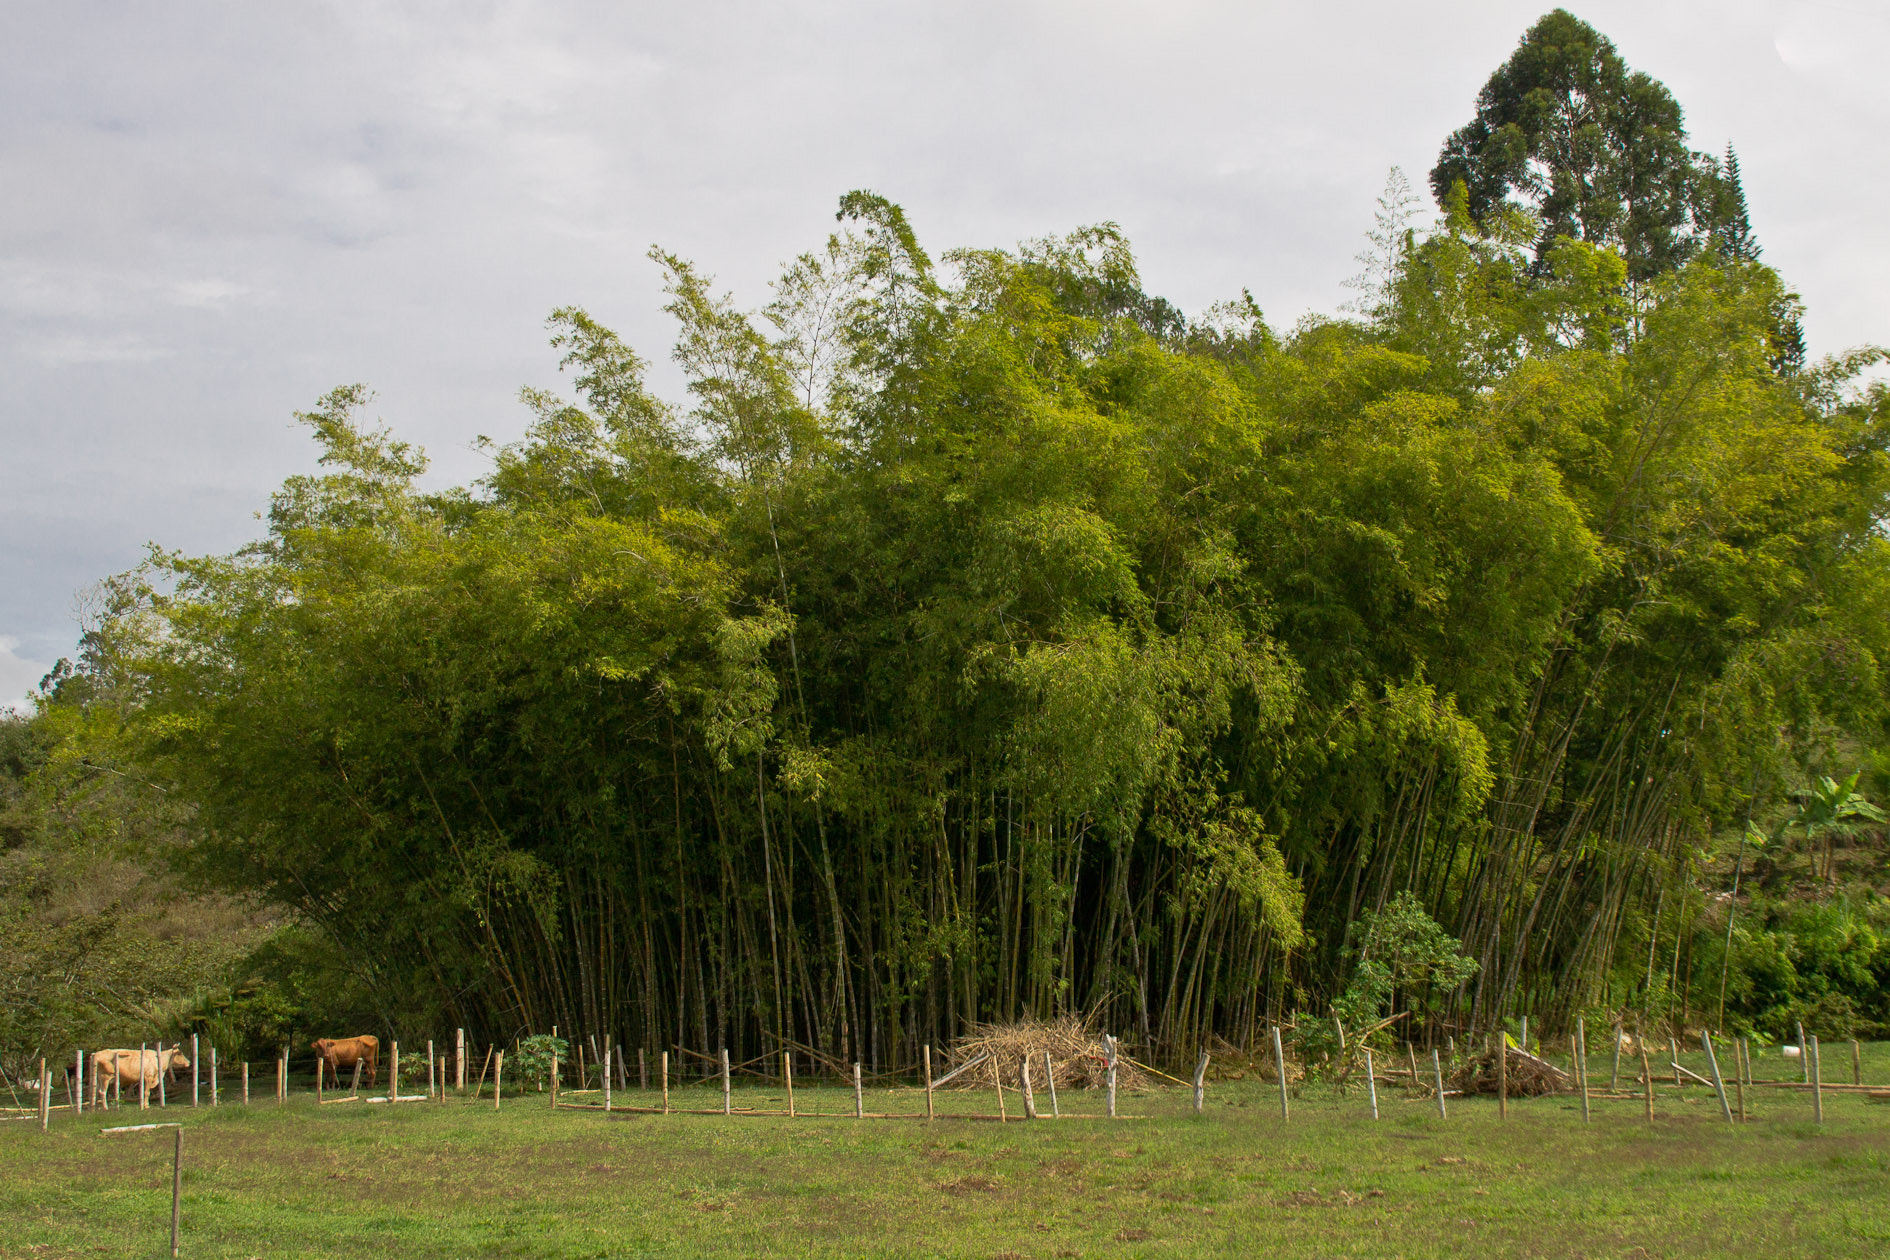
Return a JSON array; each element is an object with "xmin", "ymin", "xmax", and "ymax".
[
  {"xmin": 1853, "ymin": 1039, "xmax": 1862, "ymax": 1087},
  {"xmin": 192, "ymin": 1035, "xmax": 200, "ymax": 1108},
  {"xmin": 661, "ymin": 1051, "xmax": 669, "ymax": 1115},
  {"xmin": 639, "ymin": 1048, "xmax": 647, "ymax": 1092},
  {"xmin": 317, "ymin": 1053, "xmax": 324, "ymax": 1105},
  {"xmin": 1610, "ymin": 1024, "xmax": 1622, "ymax": 1092},
  {"xmin": 241, "ymin": 1062, "xmax": 248, "ymax": 1106},
  {"xmin": 1734, "ymin": 1038, "xmax": 1747, "ymax": 1122},
  {"xmin": 1796, "ymin": 1021, "xmax": 1808, "ymax": 1082},
  {"xmin": 722, "ymin": 1049, "xmax": 732, "ymax": 1117},
  {"xmin": 390, "ymin": 1042, "xmax": 399, "ymax": 1104},
  {"xmin": 1640, "ymin": 1046, "xmax": 1653, "ymax": 1121},
  {"xmin": 994, "ymin": 1057, "xmax": 1007, "ymax": 1123},
  {"xmin": 75, "ymin": 1049, "xmax": 85, "ymax": 1117},
  {"xmin": 1106, "ymin": 1034, "xmax": 1120, "ymax": 1119},
  {"xmin": 1810, "ymin": 1035, "xmax": 1823, "ymax": 1124},
  {"xmin": 551, "ymin": 1051, "xmax": 559, "ymax": 1108},
  {"xmin": 39, "ymin": 1059, "xmax": 49, "ymax": 1131},
  {"xmin": 785, "ymin": 1052, "xmax": 795, "ymax": 1117},
  {"xmin": 350, "ymin": 1060, "xmax": 361, "ymax": 1099},
  {"xmin": 1431, "ymin": 1048, "xmax": 1447, "ymax": 1119},
  {"xmin": 1495, "ymin": 1030, "xmax": 1507, "ymax": 1119},
  {"xmin": 140, "ymin": 1043, "xmax": 150, "ymax": 1111},
  {"xmin": 1365, "ymin": 1049, "xmax": 1379, "ymax": 1120},
  {"xmin": 1576, "ymin": 1018, "xmax": 1590, "ymax": 1123},
  {"xmin": 1020, "ymin": 1057, "xmax": 1035, "ymax": 1120},
  {"xmin": 279, "ymin": 1049, "xmax": 288, "ymax": 1105},
  {"xmin": 457, "ymin": 1028, "xmax": 466, "ymax": 1093},
  {"xmin": 494, "ymin": 1050, "xmax": 504, "ymax": 1110},
  {"xmin": 854, "ymin": 1062, "xmax": 865, "ymax": 1119},
  {"xmin": 1192, "ymin": 1052, "xmax": 1209, "ymax": 1114},
  {"xmin": 1272, "ymin": 1026, "xmax": 1288, "ymax": 1120},
  {"xmin": 604, "ymin": 1046, "xmax": 612, "ymax": 1113},
  {"xmin": 158, "ymin": 1043, "xmax": 167, "ymax": 1108},
  {"xmin": 210, "ymin": 1047, "xmax": 218, "ymax": 1107},
  {"xmin": 922, "ymin": 1046, "xmax": 933, "ymax": 1121},
  {"xmin": 428, "ymin": 1040, "xmax": 436, "ymax": 1100},
  {"xmin": 170, "ymin": 1126, "xmax": 182, "ymax": 1259},
  {"xmin": 1702, "ymin": 1032, "xmax": 1733, "ymax": 1123},
  {"xmin": 1044, "ymin": 1050, "xmax": 1059, "ymax": 1118}
]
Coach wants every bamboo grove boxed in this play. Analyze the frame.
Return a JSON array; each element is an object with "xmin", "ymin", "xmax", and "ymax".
[{"xmin": 67, "ymin": 179, "xmax": 1890, "ymax": 1070}]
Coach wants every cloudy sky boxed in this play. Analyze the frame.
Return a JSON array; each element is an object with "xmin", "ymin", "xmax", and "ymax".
[{"xmin": 4, "ymin": 0, "xmax": 1886, "ymax": 707}]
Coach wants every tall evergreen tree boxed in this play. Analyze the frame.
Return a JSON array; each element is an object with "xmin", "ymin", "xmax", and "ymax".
[
  {"xmin": 1712, "ymin": 145, "xmax": 1761, "ymax": 262},
  {"xmin": 1430, "ymin": 10, "xmax": 1719, "ymax": 282}
]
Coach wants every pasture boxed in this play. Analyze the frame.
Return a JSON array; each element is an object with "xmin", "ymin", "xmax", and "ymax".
[{"xmin": 3, "ymin": 1049, "xmax": 1888, "ymax": 1259}]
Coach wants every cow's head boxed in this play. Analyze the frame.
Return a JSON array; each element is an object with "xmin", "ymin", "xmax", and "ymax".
[{"xmin": 165, "ymin": 1048, "xmax": 192, "ymax": 1071}]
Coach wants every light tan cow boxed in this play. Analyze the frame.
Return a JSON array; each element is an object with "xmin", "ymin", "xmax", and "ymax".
[{"xmin": 91, "ymin": 1047, "xmax": 191, "ymax": 1106}]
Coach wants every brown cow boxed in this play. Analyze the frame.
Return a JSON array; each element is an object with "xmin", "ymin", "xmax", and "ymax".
[
  {"xmin": 91, "ymin": 1047, "xmax": 191, "ymax": 1106},
  {"xmin": 312, "ymin": 1035, "xmax": 380, "ymax": 1089}
]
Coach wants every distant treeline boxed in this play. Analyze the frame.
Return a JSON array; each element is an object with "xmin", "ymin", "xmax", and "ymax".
[{"xmin": 14, "ymin": 12, "xmax": 1890, "ymax": 1069}]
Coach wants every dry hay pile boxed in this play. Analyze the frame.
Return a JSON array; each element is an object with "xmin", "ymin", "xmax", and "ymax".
[
  {"xmin": 940, "ymin": 1017, "xmax": 1156, "ymax": 1091},
  {"xmin": 1448, "ymin": 1044, "xmax": 1572, "ymax": 1097}
]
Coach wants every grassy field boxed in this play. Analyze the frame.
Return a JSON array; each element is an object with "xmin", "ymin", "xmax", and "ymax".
[{"xmin": 4, "ymin": 1045, "xmax": 1888, "ymax": 1259}]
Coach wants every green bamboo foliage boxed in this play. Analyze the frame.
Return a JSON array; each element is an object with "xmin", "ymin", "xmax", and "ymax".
[{"xmin": 87, "ymin": 196, "xmax": 1890, "ymax": 1067}]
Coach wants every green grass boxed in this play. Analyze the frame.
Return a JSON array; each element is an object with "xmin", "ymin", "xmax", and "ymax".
[{"xmin": 4, "ymin": 1046, "xmax": 1888, "ymax": 1259}]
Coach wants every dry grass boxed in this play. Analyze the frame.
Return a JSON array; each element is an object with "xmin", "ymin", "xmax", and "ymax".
[{"xmin": 941, "ymin": 1017, "xmax": 1157, "ymax": 1091}]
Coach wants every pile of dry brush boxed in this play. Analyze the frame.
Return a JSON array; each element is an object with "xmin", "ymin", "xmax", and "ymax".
[
  {"xmin": 1448, "ymin": 1044, "xmax": 1572, "ymax": 1097},
  {"xmin": 940, "ymin": 1017, "xmax": 1157, "ymax": 1091}
]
